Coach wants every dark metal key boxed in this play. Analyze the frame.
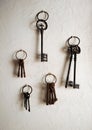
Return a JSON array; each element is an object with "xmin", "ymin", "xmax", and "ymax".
[
  {"xmin": 73, "ymin": 45, "xmax": 81, "ymax": 88},
  {"xmin": 65, "ymin": 44, "xmax": 81, "ymax": 88},
  {"xmin": 65, "ymin": 47, "xmax": 73, "ymax": 88},
  {"xmin": 36, "ymin": 10, "xmax": 49, "ymax": 62},
  {"xmin": 36, "ymin": 19, "xmax": 48, "ymax": 62}
]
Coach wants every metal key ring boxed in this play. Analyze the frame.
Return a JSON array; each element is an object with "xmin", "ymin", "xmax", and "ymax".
[
  {"xmin": 15, "ymin": 49, "xmax": 27, "ymax": 60},
  {"xmin": 45, "ymin": 73, "xmax": 57, "ymax": 84},
  {"xmin": 22, "ymin": 84, "xmax": 33, "ymax": 94},
  {"xmin": 68, "ymin": 36, "xmax": 80, "ymax": 46},
  {"xmin": 36, "ymin": 19, "xmax": 48, "ymax": 30},
  {"xmin": 36, "ymin": 10, "xmax": 49, "ymax": 21}
]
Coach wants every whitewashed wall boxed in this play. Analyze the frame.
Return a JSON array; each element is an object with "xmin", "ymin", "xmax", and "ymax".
[{"xmin": 0, "ymin": 0, "xmax": 92, "ymax": 130}]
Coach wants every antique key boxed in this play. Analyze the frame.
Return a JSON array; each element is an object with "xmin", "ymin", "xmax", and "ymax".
[
  {"xmin": 22, "ymin": 84, "xmax": 33, "ymax": 112},
  {"xmin": 15, "ymin": 50, "xmax": 27, "ymax": 78},
  {"xmin": 65, "ymin": 36, "xmax": 81, "ymax": 88},
  {"xmin": 45, "ymin": 73, "xmax": 57, "ymax": 105},
  {"xmin": 36, "ymin": 11, "xmax": 49, "ymax": 62}
]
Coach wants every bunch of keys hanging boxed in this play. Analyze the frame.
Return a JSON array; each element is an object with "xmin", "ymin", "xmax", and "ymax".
[
  {"xmin": 36, "ymin": 10, "xmax": 49, "ymax": 62},
  {"xmin": 15, "ymin": 50, "xmax": 27, "ymax": 78},
  {"xmin": 65, "ymin": 36, "xmax": 81, "ymax": 89},
  {"xmin": 22, "ymin": 84, "xmax": 33, "ymax": 112},
  {"xmin": 45, "ymin": 73, "xmax": 57, "ymax": 105}
]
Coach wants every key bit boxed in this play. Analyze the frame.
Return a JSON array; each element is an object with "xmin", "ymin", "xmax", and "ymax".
[
  {"xmin": 41, "ymin": 53, "xmax": 48, "ymax": 62},
  {"xmin": 68, "ymin": 81, "xmax": 79, "ymax": 89}
]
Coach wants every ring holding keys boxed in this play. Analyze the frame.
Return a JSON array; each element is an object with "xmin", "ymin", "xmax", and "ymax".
[
  {"xmin": 22, "ymin": 84, "xmax": 33, "ymax": 94},
  {"xmin": 15, "ymin": 49, "xmax": 27, "ymax": 60},
  {"xmin": 45, "ymin": 73, "xmax": 57, "ymax": 84},
  {"xmin": 36, "ymin": 10, "xmax": 49, "ymax": 21},
  {"xmin": 36, "ymin": 19, "xmax": 48, "ymax": 30},
  {"xmin": 68, "ymin": 36, "xmax": 80, "ymax": 46}
]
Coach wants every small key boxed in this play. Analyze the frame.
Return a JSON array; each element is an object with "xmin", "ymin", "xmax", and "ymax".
[
  {"xmin": 18, "ymin": 59, "xmax": 26, "ymax": 78},
  {"xmin": 46, "ymin": 83, "xmax": 57, "ymax": 105},
  {"xmin": 50, "ymin": 82, "xmax": 57, "ymax": 103},
  {"xmin": 49, "ymin": 85, "xmax": 54, "ymax": 104},
  {"xmin": 23, "ymin": 92, "xmax": 30, "ymax": 112},
  {"xmin": 53, "ymin": 86, "xmax": 58, "ymax": 102}
]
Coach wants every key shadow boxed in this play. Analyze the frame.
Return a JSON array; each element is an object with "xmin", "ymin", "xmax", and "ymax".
[
  {"xmin": 17, "ymin": 87, "xmax": 24, "ymax": 111},
  {"xmin": 39, "ymin": 82, "xmax": 46, "ymax": 104},
  {"xmin": 12, "ymin": 60, "xmax": 18, "ymax": 76},
  {"xmin": 38, "ymin": 75, "xmax": 47, "ymax": 105},
  {"xmin": 60, "ymin": 41, "xmax": 69, "ymax": 86},
  {"xmin": 29, "ymin": 20, "xmax": 41, "ymax": 62},
  {"xmin": 11, "ymin": 51, "xmax": 18, "ymax": 77}
]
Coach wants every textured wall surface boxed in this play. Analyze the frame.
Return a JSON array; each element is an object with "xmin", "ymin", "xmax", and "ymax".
[{"xmin": 0, "ymin": 0, "xmax": 92, "ymax": 130}]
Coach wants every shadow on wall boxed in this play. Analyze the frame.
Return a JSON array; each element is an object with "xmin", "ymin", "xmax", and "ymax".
[
  {"xmin": 17, "ymin": 87, "xmax": 24, "ymax": 111},
  {"xmin": 38, "ymin": 82, "xmax": 47, "ymax": 105},
  {"xmin": 38, "ymin": 75, "xmax": 47, "ymax": 105},
  {"xmin": 10, "ymin": 51, "xmax": 19, "ymax": 77}
]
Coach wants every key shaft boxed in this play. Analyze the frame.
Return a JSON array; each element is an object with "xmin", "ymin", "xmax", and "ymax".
[
  {"xmin": 40, "ymin": 28, "xmax": 44, "ymax": 55},
  {"xmin": 73, "ymin": 53, "xmax": 76, "ymax": 88}
]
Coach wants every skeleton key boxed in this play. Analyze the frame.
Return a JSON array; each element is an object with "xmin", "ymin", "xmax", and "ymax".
[
  {"xmin": 73, "ymin": 45, "xmax": 81, "ymax": 88},
  {"xmin": 45, "ymin": 73, "xmax": 57, "ymax": 105},
  {"xmin": 65, "ymin": 36, "xmax": 81, "ymax": 88},
  {"xmin": 22, "ymin": 85, "xmax": 33, "ymax": 112},
  {"xmin": 36, "ymin": 11, "xmax": 49, "ymax": 62}
]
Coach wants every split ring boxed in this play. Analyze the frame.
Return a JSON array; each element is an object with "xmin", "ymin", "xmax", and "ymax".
[
  {"xmin": 22, "ymin": 84, "xmax": 33, "ymax": 94},
  {"xmin": 36, "ymin": 10, "xmax": 49, "ymax": 21},
  {"xmin": 45, "ymin": 73, "xmax": 57, "ymax": 84},
  {"xmin": 36, "ymin": 19, "xmax": 48, "ymax": 30},
  {"xmin": 15, "ymin": 49, "xmax": 27, "ymax": 60},
  {"xmin": 68, "ymin": 36, "xmax": 80, "ymax": 46}
]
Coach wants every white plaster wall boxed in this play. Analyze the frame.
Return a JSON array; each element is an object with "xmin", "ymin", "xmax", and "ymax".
[{"xmin": 0, "ymin": 0, "xmax": 92, "ymax": 130}]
